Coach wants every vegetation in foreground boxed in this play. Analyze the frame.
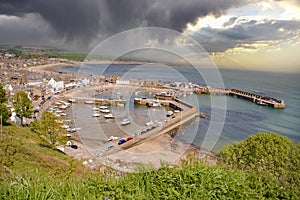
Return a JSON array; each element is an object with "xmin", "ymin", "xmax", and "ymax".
[{"xmin": 0, "ymin": 124, "xmax": 299, "ymax": 199}]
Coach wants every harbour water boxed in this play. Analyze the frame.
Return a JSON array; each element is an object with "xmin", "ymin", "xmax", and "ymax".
[{"xmin": 57, "ymin": 64, "xmax": 300, "ymax": 152}]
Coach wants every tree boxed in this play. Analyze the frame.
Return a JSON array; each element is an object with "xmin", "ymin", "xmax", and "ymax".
[
  {"xmin": 0, "ymin": 103, "xmax": 10, "ymax": 125},
  {"xmin": 30, "ymin": 111, "xmax": 66, "ymax": 147},
  {"xmin": 219, "ymin": 132, "xmax": 296, "ymax": 179},
  {"xmin": 12, "ymin": 91, "xmax": 33, "ymax": 124},
  {"xmin": 0, "ymin": 84, "xmax": 7, "ymax": 104}
]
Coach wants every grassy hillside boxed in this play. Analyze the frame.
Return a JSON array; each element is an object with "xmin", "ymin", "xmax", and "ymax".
[
  {"xmin": 0, "ymin": 124, "xmax": 90, "ymax": 180},
  {"xmin": 0, "ymin": 124, "xmax": 298, "ymax": 199}
]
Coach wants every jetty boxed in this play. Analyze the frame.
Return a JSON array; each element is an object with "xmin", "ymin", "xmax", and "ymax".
[
  {"xmin": 194, "ymin": 87, "xmax": 285, "ymax": 109},
  {"xmin": 101, "ymin": 98, "xmax": 198, "ymax": 156},
  {"xmin": 229, "ymin": 89, "xmax": 285, "ymax": 109},
  {"xmin": 65, "ymin": 97, "xmax": 126, "ymax": 106}
]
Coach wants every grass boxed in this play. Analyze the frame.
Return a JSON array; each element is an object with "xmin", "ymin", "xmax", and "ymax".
[
  {"xmin": 0, "ymin": 124, "xmax": 298, "ymax": 199},
  {"xmin": 0, "ymin": 124, "xmax": 90, "ymax": 180}
]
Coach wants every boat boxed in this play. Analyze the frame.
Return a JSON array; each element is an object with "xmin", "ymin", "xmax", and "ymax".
[
  {"xmin": 147, "ymin": 100, "xmax": 161, "ymax": 107},
  {"xmin": 107, "ymin": 136, "xmax": 119, "ymax": 141},
  {"xmin": 146, "ymin": 121, "xmax": 154, "ymax": 126},
  {"xmin": 256, "ymin": 100, "xmax": 267, "ymax": 106},
  {"xmin": 84, "ymin": 100, "xmax": 94, "ymax": 104},
  {"xmin": 100, "ymin": 109, "xmax": 110, "ymax": 113},
  {"xmin": 167, "ymin": 111, "xmax": 174, "ymax": 117},
  {"xmin": 99, "ymin": 106, "xmax": 108, "ymax": 109},
  {"xmin": 121, "ymin": 118, "xmax": 132, "ymax": 126},
  {"xmin": 61, "ymin": 124, "xmax": 70, "ymax": 129},
  {"xmin": 92, "ymin": 113, "xmax": 101, "ymax": 117},
  {"xmin": 67, "ymin": 128, "xmax": 77, "ymax": 133},
  {"xmin": 104, "ymin": 114, "xmax": 115, "ymax": 119},
  {"xmin": 92, "ymin": 107, "xmax": 100, "ymax": 111}
]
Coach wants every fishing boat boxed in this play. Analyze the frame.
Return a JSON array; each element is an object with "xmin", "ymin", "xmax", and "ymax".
[
  {"xmin": 104, "ymin": 114, "xmax": 115, "ymax": 119},
  {"xmin": 121, "ymin": 118, "xmax": 132, "ymax": 126},
  {"xmin": 61, "ymin": 124, "xmax": 70, "ymax": 129},
  {"xmin": 84, "ymin": 100, "xmax": 94, "ymax": 104},
  {"xmin": 92, "ymin": 107, "xmax": 100, "ymax": 111},
  {"xmin": 92, "ymin": 113, "xmax": 101, "ymax": 117},
  {"xmin": 146, "ymin": 121, "xmax": 154, "ymax": 126},
  {"xmin": 167, "ymin": 111, "xmax": 174, "ymax": 117}
]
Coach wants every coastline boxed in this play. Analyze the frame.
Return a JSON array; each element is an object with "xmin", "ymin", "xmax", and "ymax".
[{"xmin": 27, "ymin": 62, "xmax": 217, "ymax": 171}]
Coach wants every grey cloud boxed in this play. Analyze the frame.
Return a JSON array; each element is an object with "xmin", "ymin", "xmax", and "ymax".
[
  {"xmin": 0, "ymin": 0, "xmax": 251, "ymax": 51},
  {"xmin": 192, "ymin": 19, "xmax": 300, "ymax": 52}
]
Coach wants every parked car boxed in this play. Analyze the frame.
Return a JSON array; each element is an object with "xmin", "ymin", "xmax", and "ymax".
[
  {"xmin": 118, "ymin": 139, "xmax": 127, "ymax": 145},
  {"xmin": 127, "ymin": 137, "xmax": 133, "ymax": 141}
]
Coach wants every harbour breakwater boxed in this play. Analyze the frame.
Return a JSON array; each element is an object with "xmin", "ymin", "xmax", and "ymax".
[{"xmin": 194, "ymin": 87, "xmax": 285, "ymax": 109}]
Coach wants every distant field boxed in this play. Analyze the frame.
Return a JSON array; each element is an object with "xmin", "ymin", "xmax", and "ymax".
[
  {"xmin": 58, "ymin": 53, "xmax": 88, "ymax": 61},
  {"xmin": 58, "ymin": 53, "xmax": 106, "ymax": 61}
]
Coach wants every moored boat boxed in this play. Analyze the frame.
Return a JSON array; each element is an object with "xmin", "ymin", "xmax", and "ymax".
[
  {"xmin": 121, "ymin": 118, "xmax": 132, "ymax": 126},
  {"xmin": 256, "ymin": 100, "xmax": 267, "ymax": 106},
  {"xmin": 104, "ymin": 114, "xmax": 115, "ymax": 118},
  {"xmin": 92, "ymin": 113, "xmax": 101, "ymax": 117},
  {"xmin": 84, "ymin": 100, "xmax": 94, "ymax": 104}
]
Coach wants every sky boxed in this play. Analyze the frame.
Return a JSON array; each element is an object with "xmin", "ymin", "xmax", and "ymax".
[{"xmin": 0, "ymin": 0, "xmax": 299, "ymax": 72}]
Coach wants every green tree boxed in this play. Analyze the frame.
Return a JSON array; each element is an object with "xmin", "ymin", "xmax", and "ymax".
[
  {"xmin": 0, "ymin": 103, "xmax": 10, "ymax": 125},
  {"xmin": 0, "ymin": 84, "xmax": 7, "ymax": 104},
  {"xmin": 12, "ymin": 91, "xmax": 33, "ymax": 124},
  {"xmin": 219, "ymin": 132, "xmax": 296, "ymax": 179},
  {"xmin": 31, "ymin": 111, "xmax": 66, "ymax": 147}
]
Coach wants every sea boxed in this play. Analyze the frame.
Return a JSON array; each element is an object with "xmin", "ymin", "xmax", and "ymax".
[{"xmin": 56, "ymin": 64, "xmax": 300, "ymax": 152}]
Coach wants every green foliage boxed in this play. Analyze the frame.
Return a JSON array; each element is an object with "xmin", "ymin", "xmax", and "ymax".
[
  {"xmin": 57, "ymin": 53, "xmax": 87, "ymax": 61},
  {"xmin": 0, "ymin": 103, "xmax": 10, "ymax": 125},
  {"xmin": 219, "ymin": 132, "xmax": 300, "ymax": 193},
  {"xmin": 0, "ymin": 161, "xmax": 297, "ymax": 199},
  {"xmin": 0, "ymin": 84, "xmax": 7, "ymax": 104},
  {"xmin": 0, "ymin": 124, "xmax": 88, "ymax": 180},
  {"xmin": 12, "ymin": 91, "xmax": 33, "ymax": 122},
  {"xmin": 0, "ymin": 125, "xmax": 299, "ymax": 199},
  {"xmin": 30, "ymin": 111, "xmax": 66, "ymax": 147}
]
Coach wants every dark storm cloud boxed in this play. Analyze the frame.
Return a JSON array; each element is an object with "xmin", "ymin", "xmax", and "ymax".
[
  {"xmin": 192, "ymin": 19, "xmax": 300, "ymax": 52},
  {"xmin": 0, "ymin": 0, "xmax": 251, "ymax": 50}
]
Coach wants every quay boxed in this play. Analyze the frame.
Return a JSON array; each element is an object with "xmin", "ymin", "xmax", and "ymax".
[
  {"xmin": 229, "ymin": 89, "xmax": 285, "ymax": 109},
  {"xmin": 194, "ymin": 87, "xmax": 285, "ymax": 109},
  {"xmin": 65, "ymin": 97, "xmax": 126, "ymax": 106},
  {"xmin": 101, "ymin": 98, "xmax": 198, "ymax": 156}
]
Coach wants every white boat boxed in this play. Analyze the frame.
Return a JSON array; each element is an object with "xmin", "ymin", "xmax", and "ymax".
[
  {"xmin": 92, "ymin": 113, "xmax": 101, "ymax": 117},
  {"xmin": 100, "ymin": 109, "xmax": 110, "ymax": 113},
  {"xmin": 61, "ymin": 124, "xmax": 70, "ymax": 129},
  {"xmin": 167, "ymin": 111, "xmax": 174, "ymax": 117},
  {"xmin": 92, "ymin": 107, "xmax": 100, "ymax": 111},
  {"xmin": 107, "ymin": 136, "xmax": 119, "ymax": 141},
  {"xmin": 121, "ymin": 119, "xmax": 132, "ymax": 126},
  {"xmin": 152, "ymin": 100, "xmax": 161, "ymax": 107},
  {"xmin": 117, "ymin": 103, "xmax": 125, "ymax": 107},
  {"xmin": 99, "ymin": 106, "xmax": 108, "ymax": 109},
  {"xmin": 256, "ymin": 100, "xmax": 267, "ymax": 106},
  {"xmin": 84, "ymin": 100, "xmax": 94, "ymax": 104},
  {"xmin": 146, "ymin": 121, "xmax": 154, "ymax": 126},
  {"xmin": 104, "ymin": 114, "xmax": 115, "ymax": 119}
]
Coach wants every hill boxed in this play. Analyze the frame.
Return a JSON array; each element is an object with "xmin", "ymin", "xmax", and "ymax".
[{"xmin": 0, "ymin": 124, "xmax": 298, "ymax": 199}]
